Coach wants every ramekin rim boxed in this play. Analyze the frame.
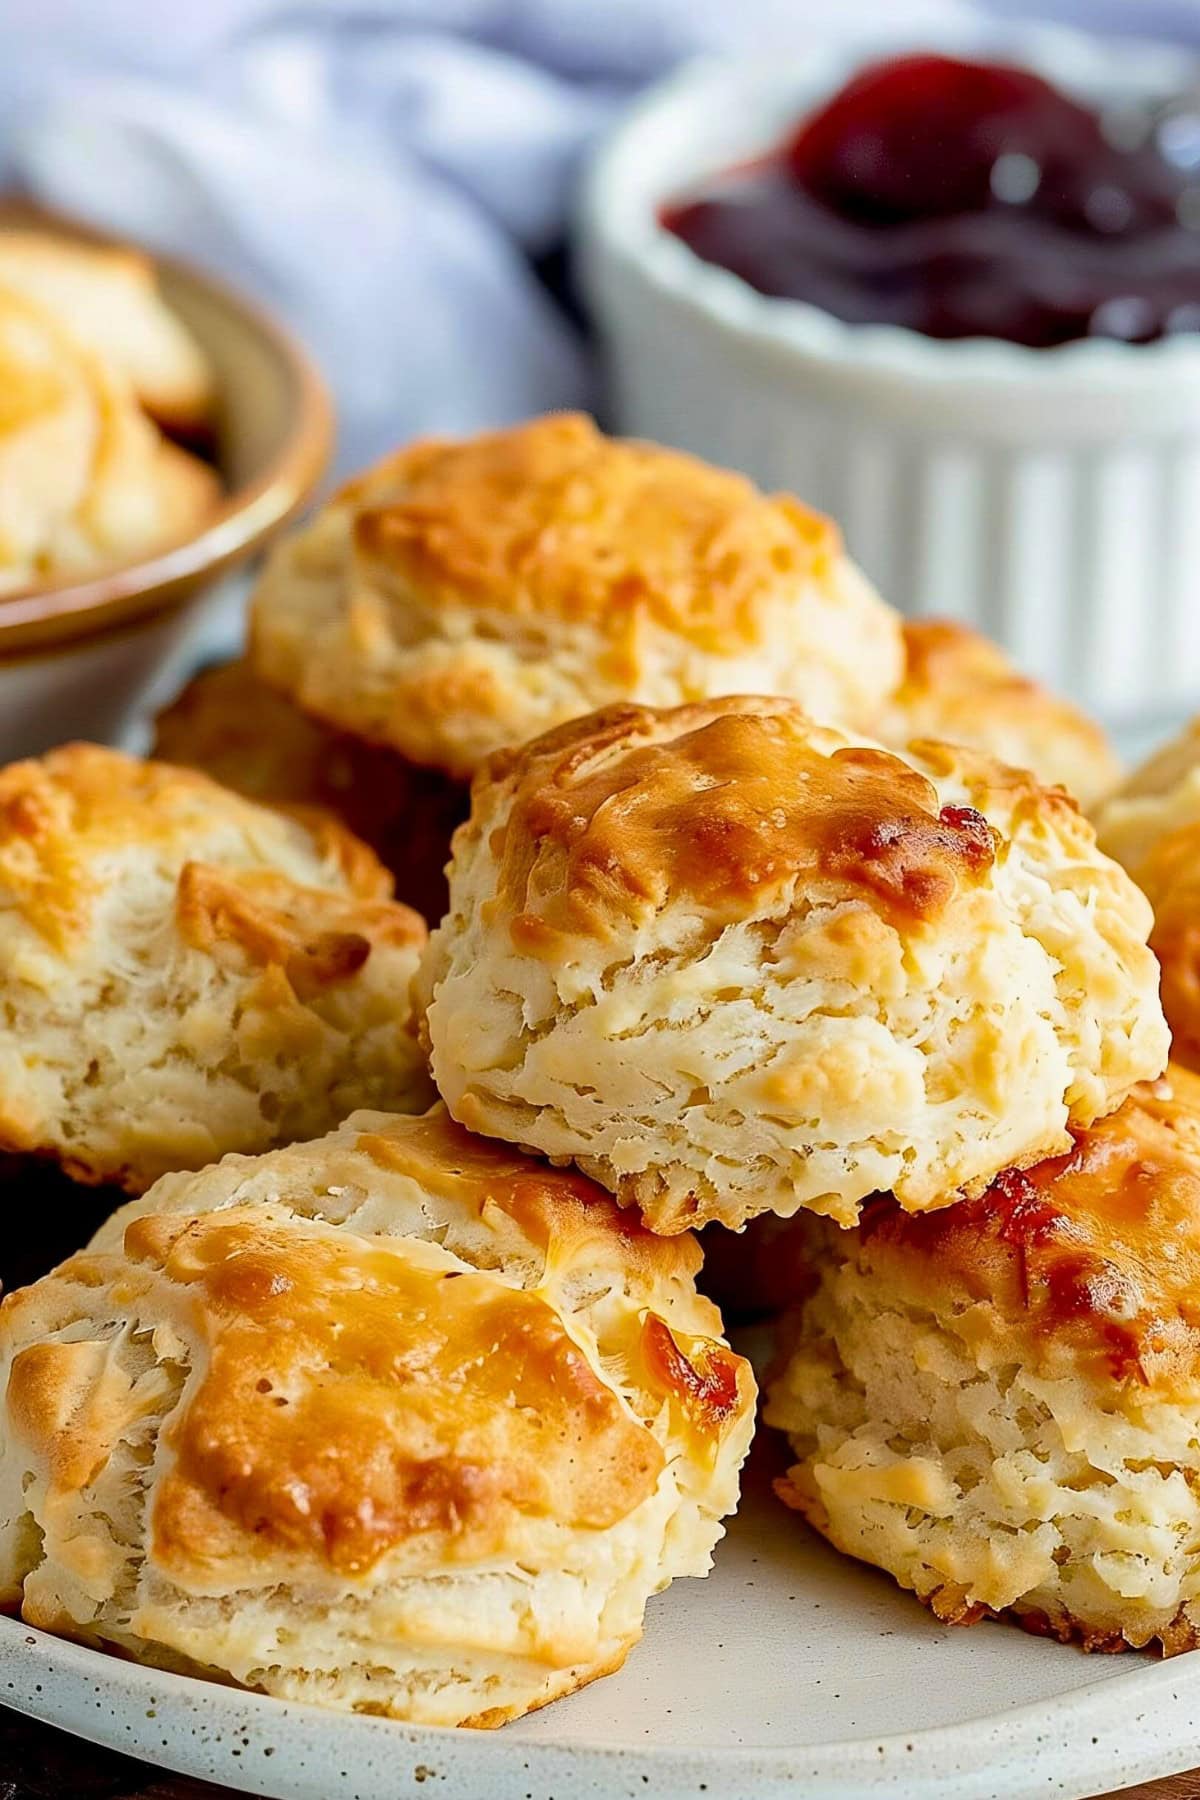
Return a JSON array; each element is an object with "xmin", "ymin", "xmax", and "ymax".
[{"xmin": 579, "ymin": 22, "xmax": 1200, "ymax": 393}]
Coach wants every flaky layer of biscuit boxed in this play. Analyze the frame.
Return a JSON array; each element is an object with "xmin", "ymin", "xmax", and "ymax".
[
  {"xmin": 418, "ymin": 697, "xmax": 1166, "ymax": 1233},
  {"xmin": 0, "ymin": 1106, "xmax": 755, "ymax": 1726}
]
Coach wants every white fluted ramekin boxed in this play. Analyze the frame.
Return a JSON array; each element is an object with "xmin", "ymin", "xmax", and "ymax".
[{"xmin": 579, "ymin": 22, "xmax": 1200, "ymax": 732}]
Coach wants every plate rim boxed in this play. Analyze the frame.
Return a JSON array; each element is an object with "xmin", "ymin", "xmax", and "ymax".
[{"xmin": 2, "ymin": 1611, "xmax": 1200, "ymax": 1800}]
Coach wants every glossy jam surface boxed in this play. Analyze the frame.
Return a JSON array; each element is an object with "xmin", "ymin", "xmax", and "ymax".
[{"xmin": 661, "ymin": 54, "xmax": 1200, "ymax": 347}]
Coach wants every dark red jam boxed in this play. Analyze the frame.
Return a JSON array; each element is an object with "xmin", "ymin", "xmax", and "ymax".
[{"xmin": 660, "ymin": 54, "xmax": 1200, "ymax": 347}]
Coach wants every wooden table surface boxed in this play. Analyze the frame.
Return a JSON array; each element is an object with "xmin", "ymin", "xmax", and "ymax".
[{"xmin": 0, "ymin": 1702, "xmax": 1193, "ymax": 1800}]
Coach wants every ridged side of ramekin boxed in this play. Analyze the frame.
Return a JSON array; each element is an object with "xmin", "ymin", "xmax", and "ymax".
[{"xmin": 579, "ymin": 24, "xmax": 1200, "ymax": 730}]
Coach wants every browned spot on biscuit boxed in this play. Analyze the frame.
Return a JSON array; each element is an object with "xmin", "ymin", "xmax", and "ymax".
[
  {"xmin": 490, "ymin": 699, "xmax": 997, "ymax": 944},
  {"xmin": 641, "ymin": 1314, "xmax": 746, "ymax": 1440},
  {"xmin": 136, "ymin": 1207, "xmax": 665, "ymax": 1578},
  {"xmin": 175, "ymin": 864, "xmax": 422, "ymax": 996},
  {"xmin": 858, "ymin": 1066, "xmax": 1200, "ymax": 1388}
]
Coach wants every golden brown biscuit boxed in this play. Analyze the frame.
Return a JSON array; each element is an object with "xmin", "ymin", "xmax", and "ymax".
[
  {"xmin": 0, "ymin": 743, "xmax": 432, "ymax": 1192},
  {"xmin": 153, "ymin": 661, "xmax": 467, "ymax": 921},
  {"xmin": 0, "ymin": 286, "xmax": 218, "ymax": 595},
  {"xmin": 0, "ymin": 1104, "xmax": 755, "ymax": 1725},
  {"xmin": 1094, "ymin": 717, "xmax": 1200, "ymax": 871},
  {"xmin": 416, "ymin": 697, "xmax": 1166, "ymax": 1233},
  {"xmin": 250, "ymin": 413, "xmax": 905, "ymax": 780},
  {"xmin": 766, "ymin": 1067, "xmax": 1200, "ymax": 1655},
  {"xmin": 0, "ymin": 230, "xmax": 214, "ymax": 432},
  {"xmin": 877, "ymin": 620, "xmax": 1120, "ymax": 807},
  {"xmin": 1094, "ymin": 720, "xmax": 1200, "ymax": 1068}
]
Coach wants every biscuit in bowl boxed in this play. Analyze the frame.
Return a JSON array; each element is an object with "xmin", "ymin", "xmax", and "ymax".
[
  {"xmin": 153, "ymin": 660, "xmax": 467, "ymax": 921},
  {"xmin": 416, "ymin": 696, "xmax": 1166, "ymax": 1232},
  {"xmin": 0, "ymin": 743, "xmax": 432, "ymax": 1192},
  {"xmin": 249, "ymin": 411, "xmax": 904, "ymax": 782},
  {"xmin": 0, "ymin": 285, "xmax": 108, "ymax": 583},
  {"xmin": 765, "ymin": 1067, "xmax": 1200, "ymax": 1654},
  {"xmin": 877, "ymin": 620, "xmax": 1120, "ymax": 808},
  {"xmin": 0, "ymin": 1104, "xmax": 755, "ymax": 1725},
  {"xmin": 0, "ymin": 229, "xmax": 214, "ymax": 433},
  {"xmin": 47, "ymin": 352, "xmax": 219, "ymax": 580},
  {"xmin": 0, "ymin": 286, "xmax": 218, "ymax": 596}
]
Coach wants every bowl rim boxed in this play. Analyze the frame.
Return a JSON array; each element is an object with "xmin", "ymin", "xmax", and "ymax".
[
  {"xmin": 0, "ymin": 212, "xmax": 333, "ymax": 655},
  {"xmin": 579, "ymin": 17, "xmax": 1200, "ymax": 395}
]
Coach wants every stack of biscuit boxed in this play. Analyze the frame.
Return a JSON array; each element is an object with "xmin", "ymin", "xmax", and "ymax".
[{"xmin": 0, "ymin": 411, "xmax": 1190, "ymax": 1732}]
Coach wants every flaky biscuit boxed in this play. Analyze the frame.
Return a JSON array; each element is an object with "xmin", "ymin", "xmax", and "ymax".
[
  {"xmin": 1094, "ymin": 717, "xmax": 1200, "ymax": 878},
  {"xmin": 249, "ymin": 413, "xmax": 904, "ymax": 779},
  {"xmin": 766, "ymin": 1068, "xmax": 1200, "ymax": 1655},
  {"xmin": 1094, "ymin": 720, "xmax": 1200, "ymax": 1067},
  {"xmin": 0, "ymin": 1105, "xmax": 755, "ymax": 1725},
  {"xmin": 153, "ymin": 661, "xmax": 467, "ymax": 921},
  {"xmin": 0, "ymin": 744, "xmax": 432, "ymax": 1191},
  {"xmin": 417, "ymin": 697, "xmax": 1166, "ymax": 1233},
  {"xmin": 877, "ymin": 620, "xmax": 1120, "ymax": 807},
  {"xmin": 0, "ymin": 231, "xmax": 214, "ymax": 431}
]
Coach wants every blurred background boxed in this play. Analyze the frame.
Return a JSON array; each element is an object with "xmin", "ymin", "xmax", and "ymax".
[{"xmin": 0, "ymin": 0, "xmax": 1184, "ymax": 471}]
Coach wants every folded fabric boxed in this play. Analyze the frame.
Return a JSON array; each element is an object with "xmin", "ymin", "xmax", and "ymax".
[{"xmin": 0, "ymin": 0, "xmax": 986, "ymax": 468}]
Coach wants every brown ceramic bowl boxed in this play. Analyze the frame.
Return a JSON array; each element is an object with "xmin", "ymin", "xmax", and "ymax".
[{"xmin": 0, "ymin": 207, "xmax": 333, "ymax": 759}]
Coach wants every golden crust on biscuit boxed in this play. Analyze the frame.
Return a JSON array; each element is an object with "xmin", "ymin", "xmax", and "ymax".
[
  {"xmin": 0, "ymin": 1105, "xmax": 755, "ymax": 1725},
  {"xmin": 766, "ymin": 1068, "xmax": 1200, "ymax": 1654},
  {"xmin": 153, "ymin": 660, "xmax": 467, "ymax": 921},
  {"xmin": 485, "ymin": 699, "xmax": 999, "ymax": 942},
  {"xmin": 416, "ymin": 696, "xmax": 1166, "ymax": 1233},
  {"xmin": 837, "ymin": 1070, "xmax": 1200, "ymax": 1387},
  {"xmin": 877, "ymin": 620, "xmax": 1120, "ymax": 807},
  {"xmin": 250, "ymin": 413, "xmax": 904, "ymax": 779},
  {"xmin": 0, "ymin": 743, "xmax": 432, "ymax": 1191},
  {"xmin": 0, "ymin": 230, "xmax": 214, "ymax": 430}
]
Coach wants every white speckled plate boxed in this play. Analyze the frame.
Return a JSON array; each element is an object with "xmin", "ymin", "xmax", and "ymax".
[{"xmin": 1, "ymin": 1438, "xmax": 1198, "ymax": 1800}]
